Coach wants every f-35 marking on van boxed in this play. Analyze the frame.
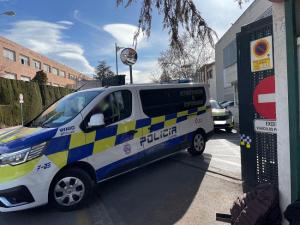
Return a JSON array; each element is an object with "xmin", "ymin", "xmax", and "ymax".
[{"xmin": 0, "ymin": 83, "xmax": 214, "ymax": 212}]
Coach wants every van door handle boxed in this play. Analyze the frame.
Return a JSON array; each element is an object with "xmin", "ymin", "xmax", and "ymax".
[{"xmin": 128, "ymin": 130, "xmax": 138, "ymax": 135}]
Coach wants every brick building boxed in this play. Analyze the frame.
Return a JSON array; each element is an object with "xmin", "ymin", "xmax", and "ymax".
[{"xmin": 0, "ymin": 36, "xmax": 92, "ymax": 87}]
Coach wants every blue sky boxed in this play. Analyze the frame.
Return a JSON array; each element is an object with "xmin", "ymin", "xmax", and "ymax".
[{"xmin": 0, "ymin": 0, "xmax": 253, "ymax": 83}]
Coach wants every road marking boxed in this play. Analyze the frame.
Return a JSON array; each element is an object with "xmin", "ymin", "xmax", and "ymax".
[{"xmin": 258, "ymin": 93, "xmax": 275, "ymax": 103}]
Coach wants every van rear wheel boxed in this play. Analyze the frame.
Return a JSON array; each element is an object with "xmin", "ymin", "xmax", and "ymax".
[
  {"xmin": 188, "ymin": 132, "xmax": 206, "ymax": 156},
  {"xmin": 50, "ymin": 168, "xmax": 93, "ymax": 211}
]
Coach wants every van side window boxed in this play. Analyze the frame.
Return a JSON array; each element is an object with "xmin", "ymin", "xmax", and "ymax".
[
  {"xmin": 86, "ymin": 90, "xmax": 132, "ymax": 127},
  {"xmin": 140, "ymin": 87, "xmax": 206, "ymax": 117}
]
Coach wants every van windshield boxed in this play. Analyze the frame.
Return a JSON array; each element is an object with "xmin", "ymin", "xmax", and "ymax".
[{"xmin": 28, "ymin": 90, "xmax": 102, "ymax": 128}]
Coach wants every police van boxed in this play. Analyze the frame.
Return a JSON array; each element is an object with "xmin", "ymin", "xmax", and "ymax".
[{"xmin": 0, "ymin": 84, "xmax": 214, "ymax": 212}]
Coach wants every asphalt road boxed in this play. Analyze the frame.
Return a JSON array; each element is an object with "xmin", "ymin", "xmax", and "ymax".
[{"xmin": 0, "ymin": 130, "xmax": 242, "ymax": 225}]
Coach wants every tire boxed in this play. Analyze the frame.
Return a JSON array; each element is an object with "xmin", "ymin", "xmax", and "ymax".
[
  {"xmin": 188, "ymin": 132, "xmax": 206, "ymax": 156},
  {"xmin": 226, "ymin": 127, "xmax": 233, "ymax": 133},
  {"xmin": 49, "ymin": 168, "xmax": 94, "ymax": 211}
]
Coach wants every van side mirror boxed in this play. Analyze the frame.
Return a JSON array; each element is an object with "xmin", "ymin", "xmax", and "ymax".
[{"xmin": 88, "ymin": 113, "xmax": 105, "ymax": 128}]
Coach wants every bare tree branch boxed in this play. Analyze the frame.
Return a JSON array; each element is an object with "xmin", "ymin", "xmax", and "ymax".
[
  {"xmin": 117, "ymin": 0, "xmax": 218, "ymax": 49},
  {"xmin": 158, "ymin": 33, "xmax": 214, "ymax": 80}
]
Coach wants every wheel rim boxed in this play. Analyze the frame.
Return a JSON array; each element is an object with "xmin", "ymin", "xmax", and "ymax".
[
  {"xmin": 54, "ymin": 177, "xmax": 85, "ymax": 207},
  {"xmin": 194, "ymin": 134, "xmax": 205, "ymax": 152}
]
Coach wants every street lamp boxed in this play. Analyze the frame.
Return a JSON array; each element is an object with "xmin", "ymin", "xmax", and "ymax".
[{"xmin": 0, "ymin": 11, "xmax": 16, "ymax": 17}]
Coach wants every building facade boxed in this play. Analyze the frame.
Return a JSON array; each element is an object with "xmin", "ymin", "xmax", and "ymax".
[
  {"xmin": 0, "ymin": 36, "xmax": 91, "ymax": 87},
  {"xmin": 215, "ymin": 0, "xmax": 272, "ymax": 102},
  {"xmin": 195, "ymin": 62, "xmax": 217, "ymax": 100}
]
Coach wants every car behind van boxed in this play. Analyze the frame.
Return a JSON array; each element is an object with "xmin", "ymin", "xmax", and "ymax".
[
  {"xmin": 0, "ymin": 84, "xmax": 214, "ymax": 212},
  {"xmin": 210, "ymin": 99, "xmax": 234, "ymax": 132}
]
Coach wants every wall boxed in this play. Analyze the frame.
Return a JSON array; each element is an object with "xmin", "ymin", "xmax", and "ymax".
[
  {"xmin": 272, "ymin": 2, "xmax": 291, "ymax": 224},
  {"xmin": 215, "ymin": 0, "xmax": 272, "ymax": 101},
  {"xmin": 208, "ymin": 64, "xmax": 217, "ymax": 99}
]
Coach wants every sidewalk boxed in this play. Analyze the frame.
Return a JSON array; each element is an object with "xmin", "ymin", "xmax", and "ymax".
[{"xmin": 174, "ymin": 172, "xmax": 242, "ymax": 225}]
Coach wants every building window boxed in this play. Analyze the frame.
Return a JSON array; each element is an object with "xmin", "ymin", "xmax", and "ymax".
[
  {"xmin": 59, "ymin": 70, "xmax": 65, "ymax": 77},
  {"xmin": 43, "ymin": 64, "xmax": 51, "ymax": 73},
  {"xmin": 32, "ymin": 60, "xmax": 41, "ymax": 70},
  {"xmin": 3, "ymin": 72, "xmax": 16, "ymax": 80},
  {"xmin": 52, "ymin": 67, "xmax": 59, "ymax": 76},
  {"xmin": 20, "ymin": 55, "xmax": 30, "ymax": 66},
  {"xmin": 20, "ymin": 75, "xmax": 31, "ymax": 82},
  {"xmin": 208, "ymin": 70, "xmax": 213, "ymax": 79},
  {"xmin": 3, "ymin": 48, "xmax": 16, "ymax": 61},
  {"xmin": 223, "ymin": 39, "xmax": 237, "ymax": 68},
  {"xmin": 69, "ymin": 74, "xmax": 76, "ymax": 80}
]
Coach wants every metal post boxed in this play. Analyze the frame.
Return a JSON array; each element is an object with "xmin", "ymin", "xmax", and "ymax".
[
  {"xmin": 129, "ymin": 65, "xmax": 133, "ymax": 84},
  {"xmin": 115, "ymin": 43, "xmax": 119, "ymax": 76},
  {"xmin": 285, "ymin": 0, "xmax": 300, "ymax": 201},
  {"xmin": 20, "ymin": 103, "xmax": 23, "ymax": 126}
]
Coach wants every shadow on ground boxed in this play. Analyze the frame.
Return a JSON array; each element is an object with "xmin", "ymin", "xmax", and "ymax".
[
  {"xmin": 212, "ymin": 129, "xmax": 240, "ymax": 146},
  {"xmin": 0, "ymin": 153, "xmax": 211, "ymax": 225}
]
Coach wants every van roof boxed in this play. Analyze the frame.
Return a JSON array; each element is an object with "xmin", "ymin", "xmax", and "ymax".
[{"xmin": 77, "ymin": 83, "xmax": 207, "ymax": 93}]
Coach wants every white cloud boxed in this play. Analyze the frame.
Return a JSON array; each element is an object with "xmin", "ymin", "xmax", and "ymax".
[
  {"xmin": 121, "ymin": 69, "xmax": 153, "ymax": 84},
  {"xmin": 73, "ymin": 9, "xmax": 102, "ymax": 31},
  {"xmin": 57, "ymin": 20, "xmax": 74, "ymax": 26},
  {"xmin": 3, "ymin": 20, "xmax": 94, "ymax": 74},
  {"xmin": 120, "ymin": 60, "xmax": 160, "ymax": 84},
  {"xmin": 103, "ymin": 24, "xmax": 146, "ymax": 48},
  {"xmin": 194, "ymin": 0, "xmax": 254, "ymax": 37}
]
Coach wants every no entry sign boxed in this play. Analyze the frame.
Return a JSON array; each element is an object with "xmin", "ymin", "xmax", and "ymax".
[{"xmin": 253, "ymin": 75, "xmax": 276, "ymax": 120}]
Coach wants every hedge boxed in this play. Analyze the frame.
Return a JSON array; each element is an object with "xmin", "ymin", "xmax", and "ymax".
[{"xmin": 0, "ymin": 78, "xmax": 72, "ymax": 127}]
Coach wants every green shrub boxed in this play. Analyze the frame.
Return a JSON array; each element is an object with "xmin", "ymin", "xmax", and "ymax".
[
  {"xmin": 0, "ymin": 78, "xmax": 14, "ymax": 105},
  {"xmin": 40, "ymin": 85, "xmax": 72, "ymax": 109},
  {"xmin": 32, "ymin": 70, "xmax": 48, "ymax": 85},
  {"xmin": 0, "ymin": 78, "xmax": 72, "ymax": 127}
]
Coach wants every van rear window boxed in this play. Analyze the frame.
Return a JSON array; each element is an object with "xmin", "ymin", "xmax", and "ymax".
[{"xmin": 140, "ymin": 87, "xmax": 206, "ymax": 117}]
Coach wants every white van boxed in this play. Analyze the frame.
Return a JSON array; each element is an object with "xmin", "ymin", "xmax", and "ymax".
[{"xmin": 0, "ymin": 84, "xmax": 214, "ymax": 212}]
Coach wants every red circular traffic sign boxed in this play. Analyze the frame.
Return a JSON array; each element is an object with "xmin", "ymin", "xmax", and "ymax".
[{"xmin": 253, "ymin": 75, "xmax": 276, "ymax": 120}]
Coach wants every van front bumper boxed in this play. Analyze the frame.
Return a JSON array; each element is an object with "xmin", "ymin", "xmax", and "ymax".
[
  {"xmin": 0, "ymin": 158, "xmax": 61, "ymax": 212},
  {"xmin": 213, "ymin": 117, "xmax": 234, "ymax": 129},
  {"xmin": 0, "ymin": 186, "xmax": 35, "ymax": 208},
  {"xmin": 0, "ymin": 179, "xmax": 50, "ymax": 212}
]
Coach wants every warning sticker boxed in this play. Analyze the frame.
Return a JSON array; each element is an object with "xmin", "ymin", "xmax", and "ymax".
[
  {"xmin": 254, "ymin": 119, "xmax": 277, "ymax": 134},
  {"xmin": 251, "ymin": 36, "xmax": 273, "ymax": 72}
]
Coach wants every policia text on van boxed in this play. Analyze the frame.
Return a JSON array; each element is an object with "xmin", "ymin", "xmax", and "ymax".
[{"xmin": 0, "ymin": 84, "xmax": 214, "ymax": 211}]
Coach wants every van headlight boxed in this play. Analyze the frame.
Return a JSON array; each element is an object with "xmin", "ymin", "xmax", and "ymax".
[{"xmin": 0, "ymin": 142, "xmax": 46, "ymax": 166}]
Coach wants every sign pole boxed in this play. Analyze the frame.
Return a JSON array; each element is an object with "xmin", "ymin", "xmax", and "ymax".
[
  {"xmin": 115, "ymin": 43, "xmax": 119, "ymax": 76},
  {"xmin": 19, "ymin": 93, "xmax": 24, "ymax": 126},
  {"xmin": 129, "ymin": 65, "xmax": 133, "ymax": 84},
  {"xmin": 20, "ymin": 103, "xmax": 23, "ymax": 126}
]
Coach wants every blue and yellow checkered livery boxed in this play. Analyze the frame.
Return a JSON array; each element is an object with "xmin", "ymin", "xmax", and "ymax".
[{"xmin": 44, "ymin": 105, "xmax": 208, "ymax": 170}]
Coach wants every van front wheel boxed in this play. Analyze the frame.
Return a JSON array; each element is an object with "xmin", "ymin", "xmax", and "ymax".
[
  {"xmin": 50, "ymin": 168, "xmax": 93, "ymax": 211},
  {"xmin": 188, "ymin": 132, "xmax": 206, "ymax": 156}
]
